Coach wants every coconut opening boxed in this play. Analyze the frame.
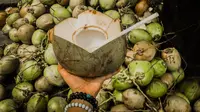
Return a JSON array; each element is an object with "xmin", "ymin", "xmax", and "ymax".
[{"xmin": 74, "ymin": 28, "xmax": 107, "ymax": 52}]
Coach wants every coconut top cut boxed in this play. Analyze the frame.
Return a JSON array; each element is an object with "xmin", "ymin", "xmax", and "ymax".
[{"xmin": 54, "ymin": 10, "xmax": 121, "ymax": 53}]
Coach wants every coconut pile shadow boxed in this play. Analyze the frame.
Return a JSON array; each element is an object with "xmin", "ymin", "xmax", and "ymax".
[{"xmin": 0, "ymin": 0, "xmax": 200, "ymax": 112}]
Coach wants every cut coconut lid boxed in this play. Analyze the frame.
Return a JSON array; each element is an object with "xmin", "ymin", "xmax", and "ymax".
[{"xmin": 54, "ymin": 10, "xmax": 159, "ymax": 53}]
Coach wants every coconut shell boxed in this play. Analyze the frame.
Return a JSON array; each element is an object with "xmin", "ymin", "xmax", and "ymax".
[{"xmin": 17, "ymin": 24, "xmax": 35, "ymax": 44}]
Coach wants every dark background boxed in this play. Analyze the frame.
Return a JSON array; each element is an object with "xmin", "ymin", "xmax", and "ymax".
[{"xmin": 1, "ymin": 0, "xmax": 200, "ymax": 77}]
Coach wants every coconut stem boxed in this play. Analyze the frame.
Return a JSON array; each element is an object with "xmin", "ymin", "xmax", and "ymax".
[
  {"xmin": 51, "ymin": 88, "xmax": 70, "ymax": 97},
  {"xmin": 98, "ymin": 96, "xmax": 114, "ymax": 107}
]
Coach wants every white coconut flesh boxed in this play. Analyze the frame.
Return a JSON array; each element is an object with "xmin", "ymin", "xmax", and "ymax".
[{"xmin": 54, "ymin": 10, "xmax": 121, "ymax": 53}]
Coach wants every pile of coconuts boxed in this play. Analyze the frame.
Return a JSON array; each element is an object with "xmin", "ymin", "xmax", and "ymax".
[{"xmin": 0, "ymin": 0, "xmax": 200, "ymax": 112}]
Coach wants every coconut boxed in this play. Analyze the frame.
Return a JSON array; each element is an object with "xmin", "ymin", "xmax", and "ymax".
[
  {"xmin": 151, "ymin": 57, "xmax": 167, "ymax": 77},
  {"xmin": 24, "ymin": 13, "xmax": 36, "ymax": 25},
  {"xmin": 0, "ymin": 47, "xmax": 3, "ymax": 58},
  {"xmin": 4, "ymin": 43, "xmax": 19, "ymax": 56},
  {"xmin": 20, "ymin": 4, "xmax": 31, "ymax": 17},
  {"xmin": 96, "ymin": 89, "xmax": 111, "ymax": 110},
  {"xmin": 53, "ymin": 10, "xmax": 126, "ymax": 77},
  {"xmin": 0, "ymin": 11, "xmax": 7, "ymax": 27},
  {"xmin": 69, "ymin": 0, "xmax": 86, "ymax": 10},
  {"xmin": 6, "ymin": 13, "xmax": 20, "ymax": 26},
  {"xmin": 171, "ymin": 68, "xmax": 185, "ymax": 83},
  {"xmin": 178, "ymin": 79, "xmax": 200, "ymax": 102},
  {"xmin": 88, "ymin": 0, "xmax": 99, "ymax": 7},
  {"xmin": 123, "ymin": 88, "xmax": 145, "ymax": 109},
  {"xmin": 9, "ymin": 28, "xmax": 20, "ymax": 42},
  {"xmin": 32, "ymin": 29, "xmax": 46, "ymax": 45},
  {"xmin": 125, "ymin": 49, "xmax": 135, "ymax": 66},
  {"xmin": 99, "ymin": 0, "xmax": 117, "ymax": 10},
  {"xmin": 102, "ymin": 78, "xmax": 114, "ymax": 91},
  {"xmin": 72, "ymin": 5, "xmax": 88, "ymax": 18},
  {"xmin": 40, "ymin": 0, "xmax": 56, "ymax": 5},
  {"xmin": 113, "ymin": 89, "xmax": 123, "ymax": 103},
  {"xmin": 175, "ymin": 92, "xmax": 190, "ymax": 104},
  {"xmin": 17, "ymin": 44, "xmax": 38, "ymax": 59},
  {"xmin": 50, "ymin": 5, "xmax": 71, "ymax": 24},
  {"xmin": 146, "ymin": 22, "xmax": 164, "ymax": 41},
  {"xmin": 104, "ymin": 10, "xmax": 120, "ymax": 20},
  {"xmin": 116, "ymin": 0, "xmax": 128, "ymax": 8},
  {"xmin": 0, "ymin": 55, "xmax": 19, "ymax": 75},
  {"xmin": 0, "ymin": 84, "xmax": 5, "ymax": 100},
  {"xmin": 44, "ymin": 65, "xmax": 65, "ymax": 87},
  {"xmin": 135, "ymin": 0, "xmax": 149, "ymax": 17},
  {"xmin": 164, "ymin": 95, "xmax": 191, "ymax": 112},
  {"xmin": 146, "ymin": 79, "xmax": 168, "ymax": 98},
  {"xmin": 13, "ymin": 18, "xmax": 29, "ymax": 29},
  {"xmin": 67, "ymin": 6, "xmax": 73, "ymax": 13},
  {"xmin": 128, "ymin": 29, "xmax": 152, "ymax": 44},
  {"xmin": 161, "ymin": 73, "xmax": 174, "ymax": 89},
  {"xmin": 21, "ymin": 60, "xmax": 42, "ymax": 81},
  {"xmin": 128, "ymin": 61, "xmax": 154, "ymax": 86},
  {"xmin": 47, "ymin": 96, "xmax": 67, "ymax": 112},
  {"xmin": 18, "ymin": 0, "xmax": 33, "ymax": 7},
  {"xmin": 5, "ymin": 7, "xmax": 19, "ymax": 15},
  {"xmin": 67, "ymin": 89, "xmax": 73, "ymax": 98},
  {"xmin": 57, "ymin": 0, "xmax": 69, "ymax": 5},
  {"xmin": 36, "ymin": 14, "xmax": 54, "ymax": 31},
  {"xmin": 0, "ymin": 99, "xmax": 17, "ymax": 112},
  {"xmin": 161, "ymin": 47, "xmax": 181, "ymax": 71},
  {"xmin": 35, "ymin": 76, "xmax": 53, "ymax": 92},
  {"xmin": 121, "ymin": 13, "xmax": 137, "ymax": 26},
  {"xmin": 12, "ymin": 82, "xmax": 34, "ymax": 102},
  {"xmin": 44, "ymin": 43, "xmax": 58, "ymax": 65},
  {"xmin": 194, "ymin": 99, "xmax": 200, "ymax": 112},
  {"xmin": 28, "ymin": 0, "xmax": 46, "ymax": 18},
  {"xmin": 132, "ymin": 41, "xmax": 156, "ymax": 61},
  {"xmin": 27, "ymin": 93, "xmax": 48, "ymax": 112},
  {"xmin": 113, "ymin": 79, "xmax": 133, "ymax": 91},
  {"xmin": 17, "ymin": 24, "xmax": 35, "ymax": 44},
  {"xmin": 111, "ymin": 104, "xmax": 132, "ymax": 112},
  {"xmin": 2, "ymin": 24, "xmax": 12, "ymax": 34}
]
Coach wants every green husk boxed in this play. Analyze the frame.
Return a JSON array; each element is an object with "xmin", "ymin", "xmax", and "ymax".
[{"xmin": 9, "ymin": 28, "xmax": 20, "ymax": 42}]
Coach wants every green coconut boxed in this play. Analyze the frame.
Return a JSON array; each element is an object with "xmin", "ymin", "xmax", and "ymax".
[
  {"xmin": 12, "ymin": 18, "xmax": 29, "ymax": 29},
  {"xmin": 88, "ymin": 0, "xmax": 99, "ymax": 7},
  {"xmin": 9, "ymin": 28, "xmax": 20, "ymax": 42},
  {"xmin": 116, "ymin": 0, "xmax": 128, "ymax": 8},
  {"xmin": 36, "ymin": 14, "xmax": 54, "ymax": 31},
  {"xmin": 0, "ymin": 99, "xmax": 17, "ymax": 112},
  {"xmin": 128, "ymin": 61, "xmax": 154, "ymax": 86},
  {"xmin": 28, "ymin": 0, "xmax": 46, "ymax": 18},
  {"xmin": 146, "ymin": 79, "xmax": 168, "ymax": 98},
  {"xmin": 57, "ymin": 0, "xmax": 69, "ymax": 6},
  {"xmin": 178, "ymin": 79, "xmax": 200, "ymax": 102},
  {"xmin": 146, "ymin": 22, "xmax": 164, "ymax": 41},
  {"xmin": 47, "ymin": 97, "xmax": 67, "ymax": 112},
  {"xmin": 161, "ymin": 47, "xmax": 181, "ymax": 71},
  {"xmin": 69, "ymin": 0, "xmax": 85, "ymax": 10},
  {"xmin": 19, "ymin": 3, "xmax": 31, "ymax": 17},
  {"xmin": 72, "ymin": 5, "xmax": 88, "ymax": 18},
  {"xmin": 12, "ymin": 82, "xmax": 34, "ymax": 102},
  {"xmin": 175, "ymin": 92, "xmax": 190, "ymax": 104},
  {"xmin": 113, "ymin": 79, "xmax": 133, "ymax": 91},
  {"xmin": 34, "ymin": 76, "xmax": 53, "ymax": 92},
  {"xmin": 32, "ymin": 29, "xmax": 47, "ymax": 45},
  {"xmin": 27, "ymin": 93, "xmax": 48, "ymax": 112},
  {"xmin": 151, "ymin": 58, "xmax": 167, "ymax": 77},
  {"xmin": 5, "ymin": 7, "xmax": 19, "ymax": 15},
  {"xmin": 104, "ymin": 10, "xmax": 120, "ymax": 20},
  {"xmin": 6, "ymin": 13, "xmax": 20, "ymax": 26},
  {"xmin": 164, "ymin": 95, "xmax": 191, "ymax": 112},
  {"xmin": 24, "ymin": 13, "xmax": 36, "ymax": 25},
  {"xmin": 172, "ymin": 68, "xmax": 185, "ymax": 83},
  {"xmin": 4, "ymin": 43, "xmax": 19, "ymax": 56},
  {"xmin": 50, "ymin": 4, "xmax": 63, "ymax": 14},
  {"xmin": 128, "ymin": 29, "xmax": 152, "ymax": 44},
  {"xmin": 0, "ymin": 84, "xmax": 5, "ymax": 100},
  {"xmin": 113, "ymin": 89, "xmax": 123, "ymax": 103},
  {"xmin": 102, "ymin": 78, "xmax": 114, "ymax": 91},
  {"xmin": 99, "ymin": 0, "xmax": 117, "ymax": 10},
  {"xmin": 44, "ymin": 65, "xmax": 65, "ymax": 87},
  {"xmin": 21, "ymin": 60, "xmax": 42, "ymax": 81},
  {"xmin": 161, "ymin": 73, "xmax": 174, "ymax": 89},
  {"xmin": 17, "ymin": 44, "xmax": 38, "ymax": 59},
  {"xmin": 194, "ymin": 99, "xmax": 200, "ymax": 112},
  {"xmin": 121, "ymin": 13, "xmax": 137, "ymax": 26},
  {"xmin": 53, "ymin": 10, "xmax": 126, "ymax": 77},
  {"xmin": 96, "ymin": 89, "xmax": 111, "ymax": 110},
  {"xmin": 2, "ymin": 24, "xmax": 12, "ymax": 34},
  {"xmin": 40, "ymin": 0, "xmax": 56, "ymax": 5},
  {"xmin": 123, "ymin": 88, "xmax": 145, "ymax": 109},
  {"xmin": 44, "ymin": 43, "xmax": 58, "ymax": 65},
  {"xmin": 132, "ymin": 41, "xmax": 157, "ymax": 61},
  {"xmin": 17, "ymin": 24, "xmax": 35, "ymax": 44},
  {"xmin": 0, "ymin": 55, "xmax": 19, "ymax": 75}
]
